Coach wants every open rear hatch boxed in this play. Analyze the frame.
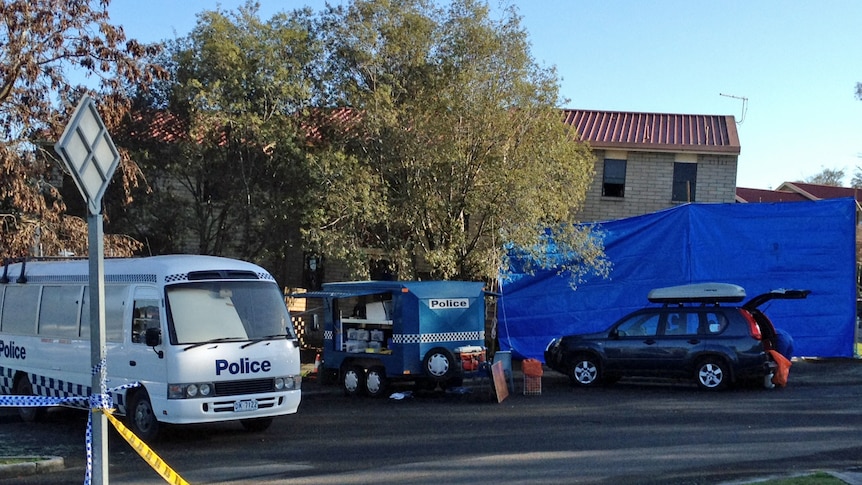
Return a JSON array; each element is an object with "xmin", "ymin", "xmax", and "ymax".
[{"xmin": 742, "ymin": 289, "xmax": 811, "ymax": 310}]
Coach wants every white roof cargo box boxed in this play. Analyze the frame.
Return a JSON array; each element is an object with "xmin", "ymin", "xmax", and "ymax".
[{"xmin": 647, "ymin": 283, "xmax": 746, "ymax": 304}]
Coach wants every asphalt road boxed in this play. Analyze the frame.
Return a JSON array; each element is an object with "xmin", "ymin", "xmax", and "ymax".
[{"xmin": 2, "ymin": 358, "xmax": 862, "ymax": 485}]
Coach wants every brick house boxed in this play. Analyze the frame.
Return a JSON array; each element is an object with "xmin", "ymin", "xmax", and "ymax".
[{"xmin": 563, "ymin": 109, "xmax": 740, "ymax": 222}]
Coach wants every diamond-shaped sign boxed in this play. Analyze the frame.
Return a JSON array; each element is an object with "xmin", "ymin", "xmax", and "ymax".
[{"xmin": 54, "ymin": 95, "xmax": 120, "ymax": 215}]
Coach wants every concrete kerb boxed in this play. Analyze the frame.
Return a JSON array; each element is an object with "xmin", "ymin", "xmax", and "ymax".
[{"xmin": 0, "ymin": 456, "xmax": 64, "ymax": 480}]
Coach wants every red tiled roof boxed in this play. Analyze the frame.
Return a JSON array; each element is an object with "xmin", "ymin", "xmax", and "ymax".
[
  {"xmin": 128, "ymin": 108, "xmax": 361, "ymax": 147},
  {"xmin": 735, "ymin": 187, "xmax": 809, "ymax": 203},
  {"xmin": 776, "ymin": 182, "xmax": 862, "ymax": 202},
  {"xmin": 562, "ymin": 109, "xmax": 740, "ymax": 155},
  {"xmin": 127, "ymin": 111, "xmax": 189, "ymax": 143}
]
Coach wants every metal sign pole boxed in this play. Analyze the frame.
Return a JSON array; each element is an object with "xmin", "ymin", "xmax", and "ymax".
[
  {"xmin": 54, "ymin": 95, "xmax": 121, "ymax": 485},
  {"xmin": 88, "ymin": 211, "xmax": 109, "ymax": 483}
]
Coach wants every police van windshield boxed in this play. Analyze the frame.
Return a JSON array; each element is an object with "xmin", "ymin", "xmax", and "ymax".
[{"xmin": 165, "ymin": 281, "xmax": 295, "ymax": 345}]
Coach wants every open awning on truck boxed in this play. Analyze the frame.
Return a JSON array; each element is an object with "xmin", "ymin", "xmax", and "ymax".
[{"xmin": 287, "ymin": 289, "xmax": 385, "ymax": 299}]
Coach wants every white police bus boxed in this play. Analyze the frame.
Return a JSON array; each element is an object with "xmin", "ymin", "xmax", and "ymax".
[{"xmin": 0, "ymin": 255, "xmax": 301, "ymax": 441}]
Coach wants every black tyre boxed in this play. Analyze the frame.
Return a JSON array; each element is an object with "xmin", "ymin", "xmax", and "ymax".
[
  {"xmin": 569, "ymin": 355, "xmax": 602, "ymax": 387},
  {"xmin": 365, "ymin": 366, "xmax": 389, "ymax": 398},
  {"xmin": 342, "ymin": 365, "xmax": 366, "ymax": 396},
  {"xmin": 240, "ymin": 417, "xmax": 273, "ymax": 432},
  {"xmin": 422, "ymin": 347, "xmax": 457, "ymax": 382},
  {"xmin": 127, "ymin": 390, "xmax": 160, "ymax": 442},
  {"xmin": 695, "ymin": 358, "xmax": 729, "ymax": 390},
  {"xmin": 14, "ymin": 374, "xmax": 45, "ymax": 423}
]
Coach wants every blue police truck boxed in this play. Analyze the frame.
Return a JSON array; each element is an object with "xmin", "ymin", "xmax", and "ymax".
[{"xmin": 295, "ymin": 281, "xmax": 490, "ymax": 397}]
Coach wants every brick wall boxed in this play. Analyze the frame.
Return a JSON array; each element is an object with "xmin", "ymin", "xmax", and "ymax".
[{"xmin": 573, "ymin": 150, "xmax": 738, "ymax": 223}]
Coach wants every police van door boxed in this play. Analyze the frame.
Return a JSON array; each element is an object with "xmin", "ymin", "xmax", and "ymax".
[{"xmin": 123, "ymin": 287, "xmax": 164, "ymax": 390}]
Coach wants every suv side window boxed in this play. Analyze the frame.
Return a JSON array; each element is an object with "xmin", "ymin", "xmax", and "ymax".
[
  {"xmin": 616, "ymin": 313, "xmax": 660, "ymax": 337},
  {"xmin": 662, "ymin": 311, "xmax": 703, "ymax": 336}
]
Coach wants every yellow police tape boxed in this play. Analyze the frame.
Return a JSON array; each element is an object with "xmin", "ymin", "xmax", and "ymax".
[{"xmin": 101, "ymin": 410, "xmax": 190, "ymax": 485}]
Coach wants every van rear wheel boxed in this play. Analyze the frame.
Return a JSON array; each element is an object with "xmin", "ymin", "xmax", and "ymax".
[
  {"xmin": 14, "ymin": 375, "xmax": 44, "ymax": 423},
  {"xmin": 127, "ymin": 390, "xmax": 160, "ymax": 442}
]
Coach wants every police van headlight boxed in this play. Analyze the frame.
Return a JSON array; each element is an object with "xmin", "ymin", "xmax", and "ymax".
[
  {"xmin": 168, "ymin": 382, "xmax": 214, "ymax": 399},
  {"xmin": 278, "ymin": 375, "xmax": 302, "ymax": 391}
]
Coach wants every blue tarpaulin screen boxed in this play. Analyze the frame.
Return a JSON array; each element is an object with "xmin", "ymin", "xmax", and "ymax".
[{"xmin": 498, "ymin": 199, "xmax": 857, "ymax": 361}]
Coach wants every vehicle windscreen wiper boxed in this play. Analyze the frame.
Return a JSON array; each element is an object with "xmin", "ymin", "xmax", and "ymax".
[
  {"xmin": 240, "ymin": 334, "xmax": 288, "ymax": 349},
  {"xmin": 183, "ymin": 337, "xmax": 246, "ymax": 351}
]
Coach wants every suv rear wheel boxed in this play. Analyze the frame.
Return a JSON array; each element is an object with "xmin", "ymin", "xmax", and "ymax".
[
  {"xmin": 695, "ymin": 358, "xmax": 729, "ymax": 390},
  {"xmin": 569, "ymin": 354, "xmax": 602, "ymax": 387}
]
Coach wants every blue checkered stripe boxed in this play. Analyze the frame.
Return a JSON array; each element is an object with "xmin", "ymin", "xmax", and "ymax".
[
  {"xmin": 165, "ymin": 273, "xmax": 188, "ymax": 283},
  {"xmin": 0, "ymin": 366, "xmax": 123, "ymax": 409},
  {"xmin": 393, "ymin": 331, "xmax": 484, "ymax": 344},
  {"xmin": 31, "ymin": 375, "xmax": 91, "ymax": 408},
  {"xmin": 0, "ymin": 366, "xmax": 14, "ymax": 394},
  {"xmin": 323, "ymin": 331, "xmax": 483, "ymax": 344}
]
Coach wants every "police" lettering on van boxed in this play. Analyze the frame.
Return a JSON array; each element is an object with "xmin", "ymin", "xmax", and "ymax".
[
  {"xmin": 0, "ymin": 340, "xmax": 26, "ymax": 360},
  {"xmin": 215, "ymin": 358, "xmax": 271, "ymax": 375},
  {"xmin": 429, "ymin": 298, "xmax": 469, "ymax": 309}
]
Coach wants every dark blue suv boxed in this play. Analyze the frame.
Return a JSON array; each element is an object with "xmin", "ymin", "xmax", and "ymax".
[{"xmin": 543, "ymin": 283, "xmax": 809, "ymax": 390}]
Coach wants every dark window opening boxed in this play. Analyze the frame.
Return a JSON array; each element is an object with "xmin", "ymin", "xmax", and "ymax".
[
  {"xmin": 672, "ymin": 162, "xmax": 697, "ymax": 202},
  {"xmin": 602, "ymin": 159, "xmax": 626, "ymax": 197}
]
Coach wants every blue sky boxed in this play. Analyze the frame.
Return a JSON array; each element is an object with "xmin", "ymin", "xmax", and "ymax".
[{"xmin": 107, "ymin": 0, "xmax": 862, "ymax": 190}]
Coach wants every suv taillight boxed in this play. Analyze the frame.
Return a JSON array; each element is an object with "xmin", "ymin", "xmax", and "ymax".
[{"xmin": 741, "ymin": 309, "xmax": 762, "ymax": 340}]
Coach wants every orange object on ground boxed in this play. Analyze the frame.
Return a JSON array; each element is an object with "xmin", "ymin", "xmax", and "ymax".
[
  {"xmin": 522, "ymin": 358, "xmax": 543, "ymax": 377},
  {"xmin": 459, "ymin": 348, "xmax": 486, "ymax": 371},
  {"xmin": 767, "ymin": 350, "xmax": 792, "ymax": 387}
]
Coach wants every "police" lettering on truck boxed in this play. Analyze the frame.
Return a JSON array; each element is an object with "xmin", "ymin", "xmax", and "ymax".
[{"xmin": 429, "ymin": 298, "xmax": 469, "ymax": 309}]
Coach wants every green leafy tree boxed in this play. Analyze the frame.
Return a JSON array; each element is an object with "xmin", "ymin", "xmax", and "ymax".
[
  {"xmin": 313, "ymin": 0, "xmax": 607, "ymax": 284},
  {"xmin": 0, "ymin": 0, "xmax": 164, "ymax": 258},
  {"xmin": 116, "ymin": 2, "xmax": 332, "ymax": 284}
]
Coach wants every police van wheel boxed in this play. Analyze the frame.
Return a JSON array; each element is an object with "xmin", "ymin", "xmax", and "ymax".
[
  {"xmin": 14, "ymin": 375, "xmax": 44, "ymax": 423},
  {"xmin": 127, "ymin": 390, "xmax": 160, "ymax": 442},
  {"xmin": 365, "ymin": 366, "xmax": 388, "ymax": 398},
  {"xmin": 342, "ymin": 365, "xmax": 365, "ymax": 396},
  {"xmin": 240, "ymin": 417, "xmax": 273, "ymax": 432},
  {"xmin": 423, "ymin": 347, "xmax": 457, "ymax": 382}
]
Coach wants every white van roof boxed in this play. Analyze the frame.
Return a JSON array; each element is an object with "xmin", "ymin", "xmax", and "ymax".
[{"xmin": 1, "ymin": 255, "xmax": 274, "ymax": 285}]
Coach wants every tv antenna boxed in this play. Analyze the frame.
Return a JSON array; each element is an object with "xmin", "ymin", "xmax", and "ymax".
[{"xmin": 720, "ymin": 93, "xmax": 748, "ymax": 124}]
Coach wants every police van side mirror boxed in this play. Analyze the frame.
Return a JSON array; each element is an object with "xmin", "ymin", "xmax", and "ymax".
[{"xmin": 145, "ymin": 327, "xmax": 161, "ymax": 348}]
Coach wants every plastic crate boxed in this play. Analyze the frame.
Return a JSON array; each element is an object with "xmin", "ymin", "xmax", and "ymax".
[{"xmin": 523, "ymin": 375, "xmax": 542, "ymax": 396}]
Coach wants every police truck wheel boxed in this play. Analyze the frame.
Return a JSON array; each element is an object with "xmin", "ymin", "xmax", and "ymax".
[
  {"xmin": 240, "ymin": 417, "xmax": 273, "ymax": 432},
  {"xmin": 365, "ymin": 366, "xmax": 389, "ymax": 398},
  {"xmin": 423, "ymin": 347, "xmax": 457, "ymax": 382},
  {"xmin": 342, "ymin": 365, "xmax": 365, "ymax": 396},
  {"xmin": 14, "ymin": 375, "xmax": 44, "ymax": 423},
  {"xmin": 127, "ymin": 390, "xmax": 160, "ymax": 442}
]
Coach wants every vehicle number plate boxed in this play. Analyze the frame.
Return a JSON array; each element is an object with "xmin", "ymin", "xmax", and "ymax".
[{"xmin": 233, "ymin": 399, "xmax": 258, "ymax": 412}]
